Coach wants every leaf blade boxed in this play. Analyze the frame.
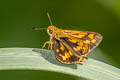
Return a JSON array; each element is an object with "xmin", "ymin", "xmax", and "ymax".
[{"xmin": 0, "ymin": 48, "xmax": 120, "ymax": 80}]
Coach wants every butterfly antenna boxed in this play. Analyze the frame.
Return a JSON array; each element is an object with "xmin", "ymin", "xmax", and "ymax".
[
  {"xmin": 32, "ymin": 12, "xmax": 53, "ymax": 30},
  {"xmin": 32, "ymin": 27, "xmax": 46, "ymax": 30},
  {"xmin": 47, "ymin": 12, "xmax": 53, "ymax": 25}
]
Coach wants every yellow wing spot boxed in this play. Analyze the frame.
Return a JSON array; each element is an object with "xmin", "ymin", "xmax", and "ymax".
[
  {"xmin": 88, "ymin": 34, "xmax": 94, "ymax": 39},
  {"xmin": 91, "ymin": 39, "xmax": 96, "ymax": 43},
  {"xmin": 60, "ymin": 47, "xmax": 64, "ymax": 51},
  {"xmin": 65, "ymin": 52, "xmax": 70, "ymax": 58},
  {"xmin": 74, "ymin": 45, "xmax": 82, "ymax": 51},
  {"xmin": 59, "ymin": 54, "xmax": 62, "ymax": 56},
  {"xmin": 72, "ymin": 34, "xmax": 85, "ymax": 38},
  {"xmin": 59, "ymin": 54, "xmax": 66, "ymax": 60},
  {"xmin": 71, "ymin": 31, "xmax": 87, "ymax": 35},
  {"xmin": 84, "ymin": 40, "xmax": 90, "ymax": 44},
  {"xmin": 62, "ymin": 56, "xmax": 67, "ymax": 60},
  {"xmin": 70, "ymin": 31, "xmax": 79, "ymax": 34},
  {"xmin": 69, "ymin": 51, "xmax": 73, "ymax": 56},
  {"xmin": 68, "ymin": 38, "xmax": 77, "ymax": 43},
  {"xmin": 56, "ymin": 49, "xmax": 59, "ymax": 52},
  {"xmin": 73, "ymin": 47, "xmax": 78, "ymax": 51},
  {"xmin": 82, "ymin": 47, "xmax": 87, "ymax": 54},
  {"xmin": 78, "ymin": 41, "xmax": 83, "ymax": 46},
  {"xmin": 82, "ymin": 44, "xmax": 88, "ymax": 54},
  {"xmin": 64, "ymin": 30, "xmax": 72, "ymax": 33},
  {"xmin": 79, "ymin": 56, "xmax": 83, "ymax": 62},
  {"xmin": 76, "ymin": 46, "xmax": 82, "ymax": 50}
]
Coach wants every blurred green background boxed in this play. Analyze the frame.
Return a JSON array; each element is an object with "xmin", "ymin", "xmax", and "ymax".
[{"xmin": 0, "ymin": 0, "xmax": 120, "ymax": 79}]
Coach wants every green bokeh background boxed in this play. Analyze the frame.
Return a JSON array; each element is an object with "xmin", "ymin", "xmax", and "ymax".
[{"xmin": 0, "ymin": 0, "xmax": 120, "ymax": 79}]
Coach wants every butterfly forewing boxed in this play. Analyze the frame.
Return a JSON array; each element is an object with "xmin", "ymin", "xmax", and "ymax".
[{"xmin": 63, "ymin": 30, "xmax": 102, "ymax": 53}]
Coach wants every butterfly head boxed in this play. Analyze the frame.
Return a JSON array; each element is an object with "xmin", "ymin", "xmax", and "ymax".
[{"xmin": 47, "ymin": 26, "xmax": 56, "ymax": 36}]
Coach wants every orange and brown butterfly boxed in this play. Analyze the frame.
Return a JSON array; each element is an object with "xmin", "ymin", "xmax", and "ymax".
[{"xmin": 33, "ymin": 13, "xmax": 103, "ymax": 64}]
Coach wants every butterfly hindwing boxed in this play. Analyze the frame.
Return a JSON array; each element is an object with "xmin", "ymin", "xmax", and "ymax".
[
  {"xmin": 60, "ymin": 37, "xmax": 89, "ymax": 56},
  {"xmin": 53, "ymin": 38, "xmax": 85, "ymax": 64}
]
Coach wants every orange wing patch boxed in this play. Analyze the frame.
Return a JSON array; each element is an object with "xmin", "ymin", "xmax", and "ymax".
[
  {"xmin": 91, "ymin": 39, "xmax": 96, "ymax": 43},
  {"xmin": 84, "ymin": 40, "xmax": 90, "ymax": 44},
  {"xmin": 88, "ymin": 33, "xmax": 94, "ymax": 39}
]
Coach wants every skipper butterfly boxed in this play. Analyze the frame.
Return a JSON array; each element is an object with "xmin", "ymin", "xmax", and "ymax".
[{"xmin": 33, "ymin": 13, "xmax": 102, "ymax": 64}]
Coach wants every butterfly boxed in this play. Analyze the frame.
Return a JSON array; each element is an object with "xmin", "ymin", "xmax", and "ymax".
[{"xmin": 33, "ymin": 13, "xmax": 103, "ymax": 64}]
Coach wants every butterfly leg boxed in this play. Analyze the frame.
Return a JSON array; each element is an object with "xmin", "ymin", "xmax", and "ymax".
[
  {"xmin": 42, "ymin": 41, "xmax": 50, "ymax": 49},
  {"xmin": 78, "ymin": 56, "xmax": 83, "ymax": 65},
  {"xmin": 33, "ymin": 41, "xmax": 50, "ymax": 53},
  {"xmin": 45, "ymin": 41, "xmax": 53, "ymax": 59},
  {"xmin": 39, "ymin": 41, "xmax": 50, "ymax": 53},
  {"xmin": 41, "ymin": 40, "xmax": 53, "ymax": 59}
]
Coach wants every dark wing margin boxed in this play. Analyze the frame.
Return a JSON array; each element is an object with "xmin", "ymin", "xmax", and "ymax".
[
  {"xmin": 53, "ymin": 38, "xmax": 85, "ymax": 64},
  {"xmin": 88, "ymin": 33, "xmax": 102, "ymax": 50}
]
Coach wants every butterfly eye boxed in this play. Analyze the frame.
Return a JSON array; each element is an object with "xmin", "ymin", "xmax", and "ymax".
[{"xmin": 48, "ymin": 29, "xmax": 53, "ymax": 34}]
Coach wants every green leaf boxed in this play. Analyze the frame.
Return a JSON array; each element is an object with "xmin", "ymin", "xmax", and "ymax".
[{"xmin": 0, "ymin": 48, "xmax": 119, "ymax": 80}]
